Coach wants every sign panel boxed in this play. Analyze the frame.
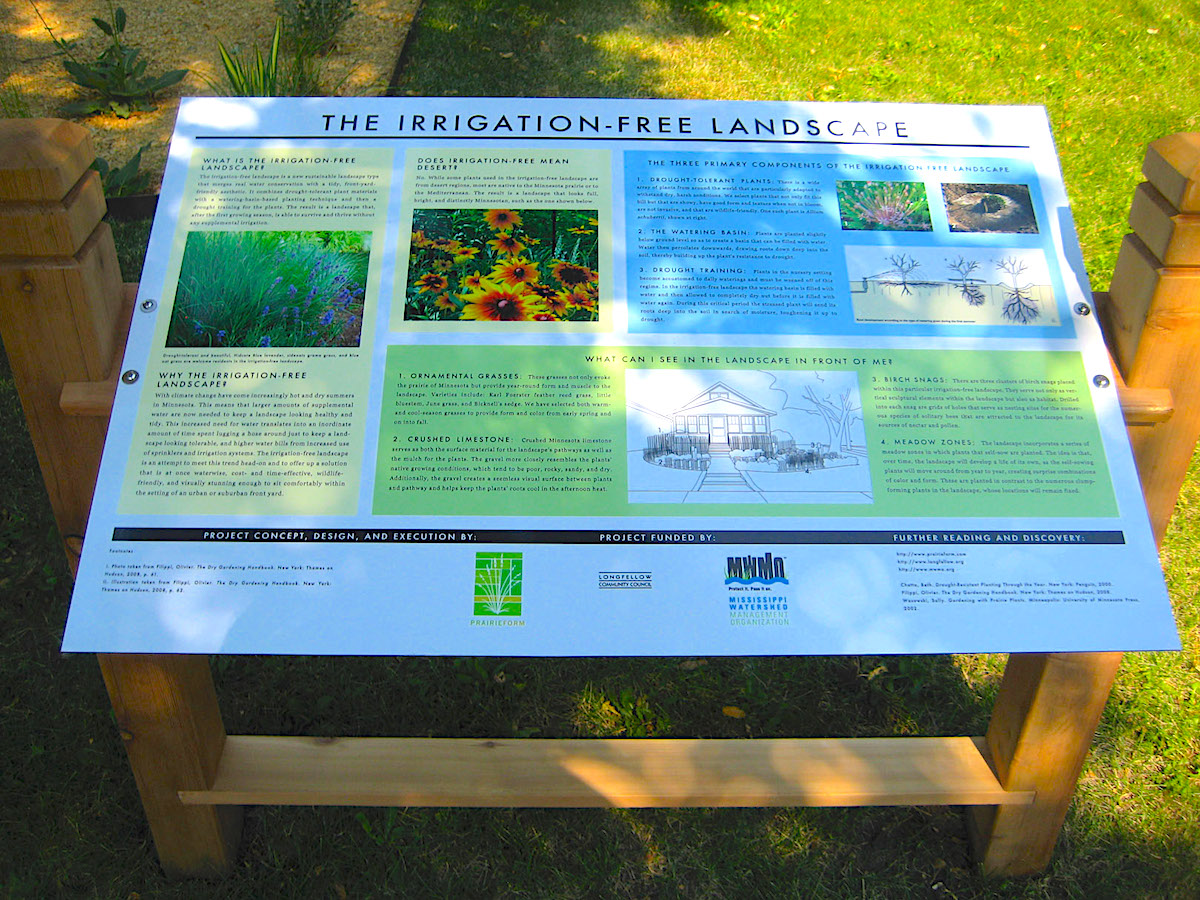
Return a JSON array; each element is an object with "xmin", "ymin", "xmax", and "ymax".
[{"xmin": 62, "ymin": 97, "xmax": 1181, "ymax": 654}]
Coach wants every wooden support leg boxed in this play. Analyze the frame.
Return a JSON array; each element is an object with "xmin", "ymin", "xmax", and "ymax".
[
  {"xmin": 0, "ymin": 120, "xmax": 245, "ymax": 877},
  {"xmin": 0, "ymin": 119, "xmax": 123, "ymax": 567},
  {"xmin": 968, "ymin": 651, "xmax": 1122, "ymax": 876},
  {"xmin": 1105, "ymin": 133, "xmax": 1200, "ymax": 545},
  {"xmin": 99, "ymin": 655, "xmax": 242, "ymax": 878},
  {"xmin": 971, "ymin": 132, "xmax": 1200, "ymax": 877}
]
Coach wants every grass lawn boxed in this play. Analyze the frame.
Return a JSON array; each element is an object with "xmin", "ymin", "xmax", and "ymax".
[
  {"xmin": 393, "ymin": 0, "xmax": 1199, "ymax": 292},
  {"xmin": 3, "ymin": 0, "xmax": 1199, "ymax": 896}
]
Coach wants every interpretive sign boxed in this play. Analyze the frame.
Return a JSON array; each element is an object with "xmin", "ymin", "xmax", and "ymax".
[{"xmin": 62, "ymin": 97, "xmax": 1180, "ymax": 654}]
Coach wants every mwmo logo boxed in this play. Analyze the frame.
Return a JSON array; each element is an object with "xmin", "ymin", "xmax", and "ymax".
[
  {"xmin": 725, "ymin": 552, "xmax": 788, "ymax": 586},
  {"xmin": 474, "ymin": 552, "xmax": 523, "ymax": 617}
]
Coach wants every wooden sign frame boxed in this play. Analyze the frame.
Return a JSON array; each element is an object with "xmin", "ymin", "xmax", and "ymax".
[{"xmin": 2, "ymin": 119, "xmax": 1196, "ymax": 878}]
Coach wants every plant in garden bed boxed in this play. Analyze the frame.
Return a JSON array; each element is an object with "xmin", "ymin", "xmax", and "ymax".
[
  {"xmin": 1, "ymin": 35, "xmax": 32, "ymax": 116},
  {"xmin": 0, "ymin": 85, "xmax": 31, "ymax": 118},
  {"xmin": 167, "ymin": 230, "xmax": 370, "ymax": 348},
  {"xmin": 404, "ymin": 208, "xmax": 600, "ymax": 322},
  {"xmin": 92, "ymin": 142, "xmax": 151, "ymax": 197},
  {"xmin": 207, "ymin": 18, "xmax": 324, "ymax": 97},
  {"xmin": 29, "ymin": 0, "xmax": 187, "ymax": 118},
  {"xmin": 276, "ymin": 0, "xmax": 358, "ymax": 55}
]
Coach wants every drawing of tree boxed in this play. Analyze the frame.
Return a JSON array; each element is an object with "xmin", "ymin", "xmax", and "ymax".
[
  {"xmin": 797, "ymin": 385, "xmax": 863, "ymax": 452},
  {"xmin": 997, "ymin": 256, "xmax": 1039, "ymax": 323},
  {"xmin": 764, "ymin": 372, "xmax": 864, "ymax": 453},
  {"xmin": 946, "ymin": 255, "xmax": 986, "ymax": 306},
  {"xmin": 872, "ymin": 253, "xmax": 922, "ymax": 295}
]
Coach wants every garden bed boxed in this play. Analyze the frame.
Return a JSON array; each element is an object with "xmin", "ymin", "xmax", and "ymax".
[{"xmin": 1, "ymin": 0, "xmax": 419, "ymax": 190}]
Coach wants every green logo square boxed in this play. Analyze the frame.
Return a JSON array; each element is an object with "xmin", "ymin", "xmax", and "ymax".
[{"xmin": 474, "ymin": 552, "xmax": 523, "ymax": 616}]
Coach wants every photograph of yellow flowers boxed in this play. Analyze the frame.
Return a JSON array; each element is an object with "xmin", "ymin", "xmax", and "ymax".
[
  {"xmin": 167, "ymin": 230, "xmax": 370, "ymax": 348},
  {"xmin": 404, "ymin": 208, "xmax": 600, "ymax": 322}
]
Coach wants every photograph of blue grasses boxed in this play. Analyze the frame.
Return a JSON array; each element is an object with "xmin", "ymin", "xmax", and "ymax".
[
  {"xmin": 836, "ymin": 180, "xmax": 933, "ymax": 232},
  {"xmin": 167, "ymin": 230, "xmax": 371, "ymax": 348}
]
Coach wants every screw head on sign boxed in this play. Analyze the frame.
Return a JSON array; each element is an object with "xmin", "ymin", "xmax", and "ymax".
[
  {"xmin": 1073, "ymin": 302, "xmax": 1091, "ymax": 316},
  {"xmin": 1093, "ymin": 374, "xmax": 1111, "ymax": 388},
  {"xmin": 140, "ymin": 298, "xmax": 157, "ymax": 312},
  {"xmin": 121, "ymin": 370, "xmax": 139, "ymax": 385}
]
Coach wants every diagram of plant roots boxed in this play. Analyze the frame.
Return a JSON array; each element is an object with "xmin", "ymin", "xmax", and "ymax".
[
  {"xmin": 846, "ymin": 247, "xmax": 1058, "ymax": 326},
  {"xmin": 625, "ymin": 369, "xmax": 873, "ymax": 504}
]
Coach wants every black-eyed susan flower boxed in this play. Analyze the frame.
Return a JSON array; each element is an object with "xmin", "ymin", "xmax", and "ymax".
[
  {"xmin": 527, "ymin": 282, "xmax": 559, "ymax": 299},
  {"xmin": 460, "ymin": 287, "xmax": 537, "ymax": 321},
  {"xmin": 488, "ymin": 232, "xmax": 526, "ymax": 256},
  {"xmin": 567, "ymin": 286, "xmax": 598, "ymax": 313},
  {"xmin": 416, "ymin": 272, "xmax": 449, "ymax": 293},
  {"xmin": 484, "ymin": 209, "xmax": 523, "ymax": 230},
  {"xmin": 552, "ymin": 260, "xmax": 594, "ymax": 287},
  {"xmin": 491, "ymin": 257, "xmax": 540, "ymax": 288},
  {"xmin": 536, "ymin": 289, "xmax": 570, "ymax": 317}
]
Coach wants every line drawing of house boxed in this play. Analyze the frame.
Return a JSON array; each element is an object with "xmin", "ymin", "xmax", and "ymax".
[
  {"xmin": 627, "ymin": 371, "xmax": 874, "ymax": 505},
  {"xmin": 668, "ymin": 381, "xmax": 775, "ymax": 452}
]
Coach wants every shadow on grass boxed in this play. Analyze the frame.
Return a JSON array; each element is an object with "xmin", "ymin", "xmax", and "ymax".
[
  {"xmin": 212, "ymin": 654, "xmax": 995, "ymax": 740},
  {"xmin": 390, "ymin": 0, "xmax": 732, "ymax": 98}
]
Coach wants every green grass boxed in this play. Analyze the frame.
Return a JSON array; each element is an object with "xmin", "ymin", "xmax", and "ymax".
[
  {"xmin": 392, "ymin": 0, "xmax": 1200, "ymax": 290},
  {"xmin": 3, "ymin": 2, "xmax": 1200, "ymax": 896},
  {"xmin": 168, "ymin": 230, "xmax": 368, "ymax": 347}
]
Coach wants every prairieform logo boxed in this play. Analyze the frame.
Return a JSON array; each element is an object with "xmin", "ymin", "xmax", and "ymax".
[
  {"xmin": 725, "ymin": 552, "xmax": 788, "ymax": 586},
  {"xmin": 473, "ymin": 552, "xmax": 523, "ymax": 617}
]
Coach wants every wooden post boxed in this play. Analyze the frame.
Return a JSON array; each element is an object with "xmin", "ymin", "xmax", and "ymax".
[
  {"xmin": 0, "ymin": 119, "xmax": 242, "ymax": 878},
  {"xmin": 969, "ymin": 651, "xmax": 1123, "ymax": 875},
  {"xmin": 971, "ymin": 133, "xmax": 1200, "ymax": 876},
  {"xmin": 99, "ymin": 654, "xmax": 243, "ymax": 878},
  {"xmin": 1107, "ymin": 133, "xmax": 1200, "ymax": 542},
  {"xmin": 0, "ymin": 118, "xmax": 121, "ymax": 564}
]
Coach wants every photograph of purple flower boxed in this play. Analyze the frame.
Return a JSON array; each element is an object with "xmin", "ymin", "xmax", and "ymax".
[{"xmin": 836, "ymin": 180, "xmax": 933, "ymax": 232}]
